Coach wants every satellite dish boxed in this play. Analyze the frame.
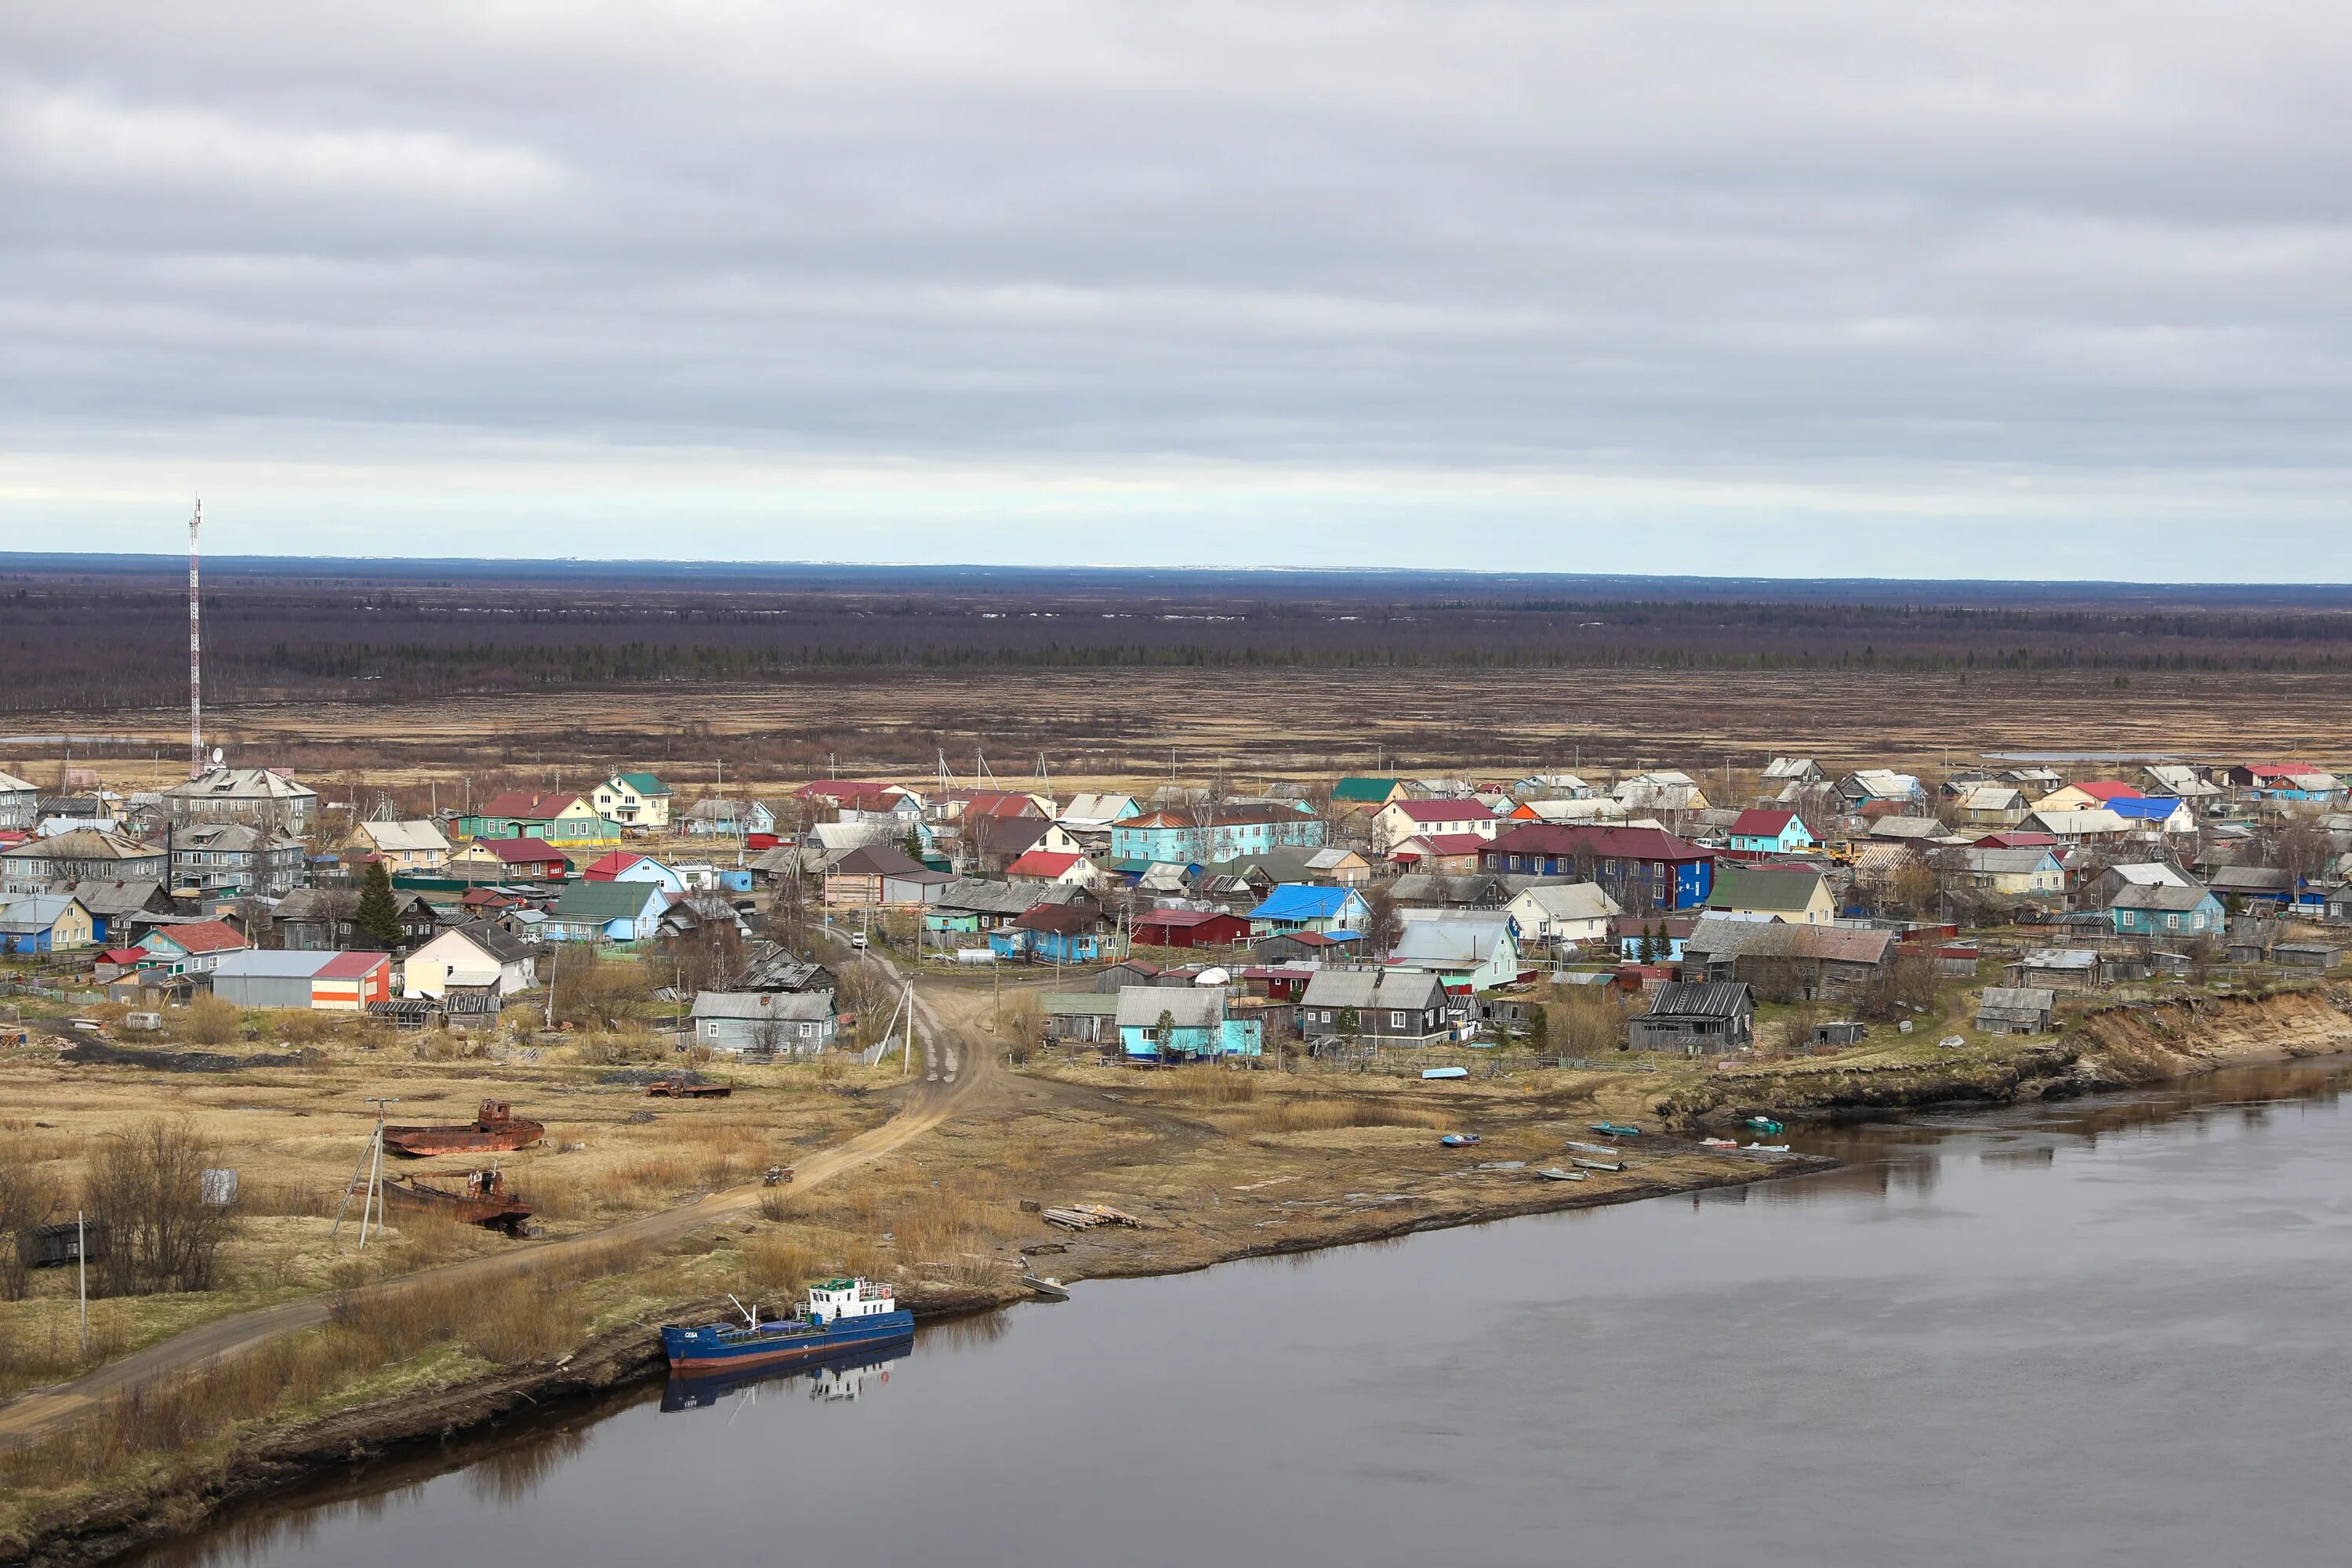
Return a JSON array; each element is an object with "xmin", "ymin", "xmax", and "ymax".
[
  {"xmin": 210, "ymin": 747, "xmax": 224, "ymax": 766},
  {"xmin": 1194, "ymin": 966, "xmax": 1230, "ymax": 986}
]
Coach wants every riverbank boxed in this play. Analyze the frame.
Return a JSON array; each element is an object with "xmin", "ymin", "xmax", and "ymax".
[{"xmin": 8, "ymin": 985, "xmax": 2348, "ymax": 1566}]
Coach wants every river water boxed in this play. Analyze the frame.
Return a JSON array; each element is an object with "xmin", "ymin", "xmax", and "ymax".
[{"xmin": 133, "ymin": 1058, "xmax": 2352, "ymax": 1567}]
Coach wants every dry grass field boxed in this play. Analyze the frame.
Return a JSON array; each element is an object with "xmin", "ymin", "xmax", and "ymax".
[{"xmin": 13, "ymin": 664, "xmax": 2348, "ymax": 804}]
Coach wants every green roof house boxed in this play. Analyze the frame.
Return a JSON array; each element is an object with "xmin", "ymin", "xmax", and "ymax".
[
  {"xmin": 593, "ymin": 772, "xmax": 675, "ymax": 830},
  {"xmin": 1330, "ymin": 777, "xmax": 1407, "ymax": 812}
]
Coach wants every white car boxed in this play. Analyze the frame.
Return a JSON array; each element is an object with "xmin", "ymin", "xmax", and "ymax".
[{"xmin": 850, "ymin": 931, "xmax": 869, "ymax": 949}]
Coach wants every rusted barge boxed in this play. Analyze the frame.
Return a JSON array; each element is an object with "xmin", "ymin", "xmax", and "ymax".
[
  {"xmin": 383, "ymin": 1167, "xmax": 535, "ymax": 1234},
  {"xmin": 381, "ymin": 1098, "xmax": 546, "ymax": 1158}
]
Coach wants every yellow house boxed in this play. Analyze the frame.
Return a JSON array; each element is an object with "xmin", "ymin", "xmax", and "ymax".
[
  {"xmin": 1705, "ymin": 864, "xmax": 1835, "ymax": 925},
  {"xmin": 593, "ymin": 772, "xmax": 674, "ymax": 830},
  {"xmin": 0, "ymin": 893, "xmax": 95, "ymax": 953},
  {"xmin": 355, "ymin": 819, "xmax": 451, "ymax": 872}
]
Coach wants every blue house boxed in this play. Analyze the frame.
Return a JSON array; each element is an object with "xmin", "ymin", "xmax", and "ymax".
[
  {"xmin": 1246, "ymin": 884, "xmax": 1370, "ymax": 936},
  {"xmin": 1482, "ymin": 826, "xmax": 1715, "ymax": 911},
  {"xmin": 1614, "ymin": 916, "xmax": 1697, "ymax": 962},
  {"xmin": 2108, "ymin": 881, "xmax": 2223, "ymax": 938},
  {"xmin": 1726, "ymin": 809, "xmax": 1815, "ymax": 857},
  {"xmin": 1113, "ymin": 987, "xmax": 1261, "ymax": 1060},
  {"xmin": 989, "ymin": 906, "xmax": 1106, "ymax": 964},
  {"xmin": 545, "ymin": 879, "xmax": 669, "ymax": 942}
]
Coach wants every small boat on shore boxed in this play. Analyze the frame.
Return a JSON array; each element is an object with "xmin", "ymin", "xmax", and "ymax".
[
  {"xmin": 1589, "ymin": 1122, "xmax": 1642, "ymax": 1138},
  {"xmin": 382, "ymin": 1167, "xmax": 534, "ymax": 1234},
  {"xmin": 663, "ymin": 1278, "xmax": 914, "ymax": 1374},
  {"xmin": 1743, "ymin": 1142, "xmax": 1791, "ymax": 1153},
  {"xmin": 1563, "ymin": 1139, "xmax": 1620, "ymax": 1157},
  {"xmin": 1439, "ymin": 1133, "xmax": 1483, "ymax": 1148},
  {"xmin": 1744, "ymin": 1116, "xmax": 1785, "ymax": 1134},
  {"xmin": 1700, "ymin": 1137, "xmax": 1740, "ymax": 1149},
  {"xmin": 1535, "ymin": 1167, "xmax": 1588, "ymax": 1182},
  {"xmin": 1020, "ymin": 1274, "xmax": 1071, "ymax": 1301},
  {"xmin": 648, "ymin": 1075, "xmax": 731, "ymax": 1098},
  {"xmin": 382, "ymin": 1098, "xmax": 545, "ymax": 1158},
  {"xmin": 1570, "ymin": 1156, "xmax": 1624, "ymax": 1172}
]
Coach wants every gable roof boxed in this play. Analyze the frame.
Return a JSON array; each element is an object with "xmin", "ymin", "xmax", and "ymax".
[
  {"xmin": 1484, "ymin": 824, "xmax": 1713, "ymax": 864},
  {"xmin": 1114, "ymin": 987, "xmax": 1229, "ymax": 1029},
  {"xmin": 1298, "ymin": 967, "xmax": 1446, "ymax": 1011},
  {"xmin": 1641, "ymin": 981, "xmax": 1752, "ymax": 1019},
  {"xmin": 1949, "ymin": 847, "xmax": 2061, "ymax": 875},
  {"xmin": 1509, "ymin": 882, "xmax": 1621, "ymax": 921},
  {"xmin": 358, "ymin": 821, "xmax": 450, "ymax": 853},
  {"xmin": 1682, "ymin": 917, "xmax": 1894, "ymax": 965},
  {"xmin": 432, "ymin": 920, "xmax": 535, "ymax": 964},
  {"xmin": 1729, "ymin": 808, "xmax": 1799, "ymax": 837},
  {"xmin": 830, "ymin": 844, "xmax": 926, "ymax": 878},
  {"xmin": 1247, "ymin": 884, "xmax": 1359, "ymax": 923},
  {"xmin": 475, "ymin": 836, "xmax": 568, "ymax": 864},
  {"xmin": 2, "ymin": 829, "xmax": 160, "ymax": 862},
  {"xmin": 610, "ymin": 771, "xmax": 672, "ymax": 797},
  {"xmin": 65, "ymin": 879, "xmax": 171, "ymax": 916},
  {"xmin": 0, "ymin": 895, "xmax": 88, "ymax": 935},
  {"xmin": 580, "ymin": 851, "xmax": 646, "ymax": 879},
  {"xmin": 2103, "ymin": 796, "xmax": 2188, "ymax": 822},
  {"xmin": 550, "ymin": 880, "xmax": 667, "ymax": 921},
  {"xmin": 475, "ymin": 792, "xmax": 587, "ymax": 822},
  {"xmin": 1004, "ymin": 849, "xmax": 1085, "ymax": 879},
  {"xmin": 1708, "ymin": 864, "xmax": 1827, "ymax": 913},
  {"xmin": 1391, "ymin": 912, "xmax": 1513, "ymax": 965},
  {"xmin": 1330, "ymin": 777, "xmax": 1403, "ymax": 804},
  {"xmin": 1395, "ymin": 833, "xmax": 1492, "ymax": 857},
  {"xmin": 1386, "ymin": 799, "xmax": 1497, "ymax": 825},
  {"xmin": 145, "ymin": 918, "xmax": 246, "ymax": 955},
  {"xmin": 2108, "ymin": 882, "xmax": 2217, "ymax": 913}
]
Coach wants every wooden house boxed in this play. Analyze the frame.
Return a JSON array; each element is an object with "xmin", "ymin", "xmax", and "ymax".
[{"xmin": 1627, "ymin": 982, "xmax": 1755, "ymax": 1054}]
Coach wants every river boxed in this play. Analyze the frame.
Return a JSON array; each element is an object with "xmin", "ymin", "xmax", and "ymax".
[{"xmin": 131, "ymin": 1057, "xmax": 2352, "ymax": 1567}]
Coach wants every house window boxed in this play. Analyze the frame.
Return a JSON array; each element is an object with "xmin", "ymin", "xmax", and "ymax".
[
  {"xmin": 1389, "ymin": 1011, "xmax": 1407, "ymax": 1028},
  {"xmin": 2167, "ymin": 914, "xmax": 2180, "ymax": 930}
]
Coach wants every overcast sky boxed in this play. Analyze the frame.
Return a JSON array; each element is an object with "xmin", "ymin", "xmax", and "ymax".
[{"xmin": 6, "ymin": 2, "xmax": 2351, "ymax": 577}]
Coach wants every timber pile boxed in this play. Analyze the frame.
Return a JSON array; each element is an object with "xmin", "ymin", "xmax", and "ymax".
[{"xmin": 1040, "ymin": 1203, "xmax": 1140, "ymax": 1231}]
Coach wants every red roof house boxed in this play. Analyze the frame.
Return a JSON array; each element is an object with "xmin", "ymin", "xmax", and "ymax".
[{"xmin": 1130, "ymin": 908, "xmax": 1251, "ymax": 949}]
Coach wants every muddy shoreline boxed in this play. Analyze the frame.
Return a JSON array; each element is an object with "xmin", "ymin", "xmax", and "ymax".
[{"xmin": 13, "ymin": 987, "xmax": 2351, "ymax": 1567}]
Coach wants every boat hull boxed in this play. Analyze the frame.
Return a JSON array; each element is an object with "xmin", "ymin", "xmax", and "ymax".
[
  {"xmin": 662, "ymin": 1310, "xmax": 916, "ymax": 1374},
  {"xmin": 382, "ymin": 1123, "xmax": 545, "ymax": 1158}
]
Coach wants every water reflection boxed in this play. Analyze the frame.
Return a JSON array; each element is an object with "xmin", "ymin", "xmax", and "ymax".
[
  {"xmin": 125, "ymin": 1054, "xmax": 2352, "ymax": 1568},
  {"xmin": 660, "ymin": 1340, "xmax": 911, "ymax": 1413}
]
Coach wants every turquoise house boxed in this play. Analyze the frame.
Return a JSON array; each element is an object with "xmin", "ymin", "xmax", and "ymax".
[
  {"xmin": 1726, "ymin": 808, "xmax": 1815, "ymax": 856},
  {"xmin": 1110, "ymin": 807, "xmax": 1323, "ymax": 865},
  {"xmin": 1112, "ymin": 988, "xmax": 1261, "ymax": 1060},
  {"xmin": 2109, "ymin": 882, "xmax": 2223, "ymax": 938}
]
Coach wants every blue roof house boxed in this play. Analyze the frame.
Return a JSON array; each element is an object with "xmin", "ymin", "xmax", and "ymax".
[
  {"xmin": 1247, "ymin": 884, "xmax": 1370, "ymax": 937},
  {"xmin": 2103, "ymin": 796, "xmax": 2198, "ymax": 835}
]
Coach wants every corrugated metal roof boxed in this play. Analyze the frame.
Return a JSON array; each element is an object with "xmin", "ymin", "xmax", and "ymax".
[
  {"xmin": 1113, "ymin": 987, "xmax": 1227, "ymax": 1029},
  {"xmin": 1640, "ymin": 982, "xmax": 1752, "ymax": 1019}
]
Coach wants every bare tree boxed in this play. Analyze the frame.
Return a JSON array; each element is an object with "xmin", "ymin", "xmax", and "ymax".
[
  {"xmin": 85, "ymin": 1117, "xmax": 239, "ymax": 1296},
  {"xmin": 0, "ymin": 1138, "xmax": 59, "ymax": 1301}
]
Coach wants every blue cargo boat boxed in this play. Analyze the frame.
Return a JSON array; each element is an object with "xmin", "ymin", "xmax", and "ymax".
[{"xmin": 662, "ymin": 1277, "xmax": 914, "ymax": 1374}]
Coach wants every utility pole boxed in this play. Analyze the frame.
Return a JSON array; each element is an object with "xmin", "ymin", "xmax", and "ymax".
[
  {"xmin": 330, "ymin": 1098, "xmax": 399, "ymax": 1247},
  {"xmin": 77, "ymin": 1209, "xmax": 87, "ymax": 1355},
  {"xmin": 187, "ymin": 498, "xmax": 203, "ymax": 781}
]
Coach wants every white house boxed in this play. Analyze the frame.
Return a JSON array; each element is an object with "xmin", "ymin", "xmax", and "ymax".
[
  {"xmin": 1373, "ymin": 799, "xmax": 1501, "ymax": 855},
  {"xmin": 592, "ymin": 772, "xmax": 674, "ymax": 829},
  {"xmin": 1504, "ymin": 882, "xmax": 1621, "ymax": 948},
  {"xmin": 403, "ymin": 922, "xmax": 539, "ymax": 1000}
]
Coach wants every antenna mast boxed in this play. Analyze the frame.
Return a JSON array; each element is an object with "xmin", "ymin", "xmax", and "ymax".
[{"xmin": 187, "ymin": 499, "xmax": 204, "ymax": 780}]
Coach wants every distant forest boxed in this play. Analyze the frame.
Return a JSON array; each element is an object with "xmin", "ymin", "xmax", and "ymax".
[{"xmin": 6, "ymin": 556, "xmax": 2350, "ymax": 713}]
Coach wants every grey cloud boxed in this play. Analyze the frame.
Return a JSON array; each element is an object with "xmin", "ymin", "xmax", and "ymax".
[{"xmin": 5, "ymin": 2, "xmax": 2352, "ymax": 567}]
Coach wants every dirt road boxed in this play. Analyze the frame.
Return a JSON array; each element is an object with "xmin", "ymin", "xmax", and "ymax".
[{"xmin": 0, "ymin": 957, "xmax": 991, "ymax": 1452}]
